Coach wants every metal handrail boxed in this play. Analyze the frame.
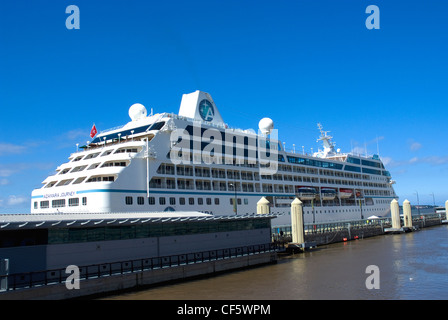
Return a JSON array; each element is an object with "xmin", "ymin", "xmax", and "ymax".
[{"xmin": 1, "ymin": 243, "xmax": 277, "ymax": 291}]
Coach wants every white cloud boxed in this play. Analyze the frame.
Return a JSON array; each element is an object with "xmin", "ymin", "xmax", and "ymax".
[
  {"xmin": 7, "ymin": 195, "xmax": 28, "ymax": 206},
  {"xmin": 381, "ymin": 154, "xmax": 448, "ymax": 170},
  {"xmin": 0, "ymin": 163, "xmax": 54, "ymax": 177},
  {"xmin": 418, "ymin": 156, "xmax": 448, "ymax": 166},
  {"xmin": 0, "ymin": 143, "xmax": 27, "ymax": 156},
  {"xmin": 65, "ymin": 129, "xmax": 87, "ymax": 140},
  {"xmin": 402, "ymin": 155, "xmax": 448, "ymax": 166},
  {"xmin": 0, "ymin": 168, "xmax": 16, "ymax": 177},
  {"xmin": 0, "ymin": 179, "xmax": 9, "ymax": 185},
  {"xmin": 410, "ymin": 142, "xmax": 422, "ymax": 151},
  {"xmin": 381, "ymin": 156, "xmax": 393, "ymax": 166}
]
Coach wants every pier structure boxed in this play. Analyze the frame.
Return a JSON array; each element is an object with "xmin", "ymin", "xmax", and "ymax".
[
  {"xmin": 275, "ymin": 199, "xmax": 447, "ymax": 249},
  {"xmin": 0, "ymin": 211, "xmax": 278, "ymax": 299},
  {"xmin": 257, "ymin": 197, "xmax": 270, "ymax": 215},
  {"xmin": 403, "ymin": 200, "xmax": 412, "ymax": 228}
]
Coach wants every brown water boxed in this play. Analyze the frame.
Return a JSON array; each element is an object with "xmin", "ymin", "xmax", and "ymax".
[{"xmin": 104, "ymin": 225, "xmax": 448, "ymax": 300}]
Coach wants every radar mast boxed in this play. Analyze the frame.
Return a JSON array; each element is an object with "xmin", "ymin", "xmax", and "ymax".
[{"xmin": 316, "ymin": 123, "xmax": 336, "ymax": 157}]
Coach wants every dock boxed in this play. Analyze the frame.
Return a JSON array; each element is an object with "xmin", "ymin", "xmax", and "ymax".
[
  {"xmin": 273, "ymin": 212, "xmax": 446, "ymax": 249},
  {"xmin": 0, "ymin": 212, "xmax": 279, "ymax": 300}
]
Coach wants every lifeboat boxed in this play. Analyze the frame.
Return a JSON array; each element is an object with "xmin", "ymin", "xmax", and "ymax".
[
  {"xmin": 338, "ymin": 188, "xmax": 353, "ymax": 199},
  {"xmin": 296, "ymin": 187, "xmax": 317, "ymax": 200},
  {"xmin": 320, "ymin": 188, "xmax": 336, "ymax": 200}
]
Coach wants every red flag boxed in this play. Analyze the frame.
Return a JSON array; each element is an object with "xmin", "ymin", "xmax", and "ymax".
[{"xmin": 90, "ymin": 124, "xmax": 97, "ymax": 138}]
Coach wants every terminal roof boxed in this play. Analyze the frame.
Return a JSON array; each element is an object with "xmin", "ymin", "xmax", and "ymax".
[{"xmin": 0, "ymin": 212, "xmax": 277, "ymax": 230}]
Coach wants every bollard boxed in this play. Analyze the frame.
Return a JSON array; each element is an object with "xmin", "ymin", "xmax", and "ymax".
[
  {"xmin": 391, "ymin": 199, "xmax": 401, "ymax": 229},
  {"xmin": 446, "ymin": 200, "xmax": 448, "ymax": 220},
  {"xmin": 257, "ymin": 197, "xmax": 270, "ymax": 214},
  {"xmin": 403, "ymin": 199, "xmax": 412, "ymax": 228},
  {"xmin": 291, "ymin": 198, "xmax": 304, "ymax": 244}
]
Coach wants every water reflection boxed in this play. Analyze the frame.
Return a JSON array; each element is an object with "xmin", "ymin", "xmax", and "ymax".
[{"xmin": 104, "ymin": 225, "xmax": 448, "ymax": 300}]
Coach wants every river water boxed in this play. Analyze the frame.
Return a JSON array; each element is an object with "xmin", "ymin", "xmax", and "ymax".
[{"xmin": 104, "ymin": 224, "xmax": 448, "ymax": 300}]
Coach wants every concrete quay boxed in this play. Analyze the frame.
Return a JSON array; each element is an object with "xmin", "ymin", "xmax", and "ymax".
[
  {"xmin": 266, "ymin": 198, "xmax": 448, "ymax": 252},
  {"xmin": 275, "ymin": 214, "xmax": 446, "ymax": 252},
  {"xmin": 0, "ymin": 249, "xmax": 276, "ymax": 300}
]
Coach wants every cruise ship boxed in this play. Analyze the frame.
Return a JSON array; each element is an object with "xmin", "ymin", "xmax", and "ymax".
[{"xmin": 31, "ymin": 90, "xmax": 398, "ymax": 228}]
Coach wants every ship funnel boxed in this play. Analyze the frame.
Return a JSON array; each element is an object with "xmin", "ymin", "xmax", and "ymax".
[{"xmin": 178, "ymin": 90, "xmax": 225, "ymax": 126}]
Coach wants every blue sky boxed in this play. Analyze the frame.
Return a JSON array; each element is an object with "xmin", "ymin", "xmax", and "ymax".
[{"xmin": 0, "ymin": 0, "xmax": 447, "ymax": 213}]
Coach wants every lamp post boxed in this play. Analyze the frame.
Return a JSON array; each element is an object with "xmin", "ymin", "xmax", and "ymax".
[
  {"xmin": 430, "ymin": 192, "xmax": 435, "ymax": 207},
  {"xmin": 414, "ymin": 191, "xmax": 420, "ymax": 216},
  {"xmin": 230, "ymin": 183, "xmax": 237, "ymax": 215}
]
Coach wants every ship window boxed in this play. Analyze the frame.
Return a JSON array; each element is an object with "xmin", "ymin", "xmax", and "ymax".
[
  {"xmin": 71, "ymin": 165, "xmax": 87, "ymax": 173},
  {"xmin": 169, "ymin": 197, "xmax": 176, "ymax": 205},
  {"xmin": 101, "ymin": 150, "xmax": 113, "ymax": 157},
  {"xmin": 56, "ymin": 179, "xmax": 73, "ymax": 187},
  {"xmin": 347, "ymin": 157, "xmax": 361, "ymax": 164},
  {"xmin": 73, "ymin": 177, "xmax": 87, "ymax": 184},
  {"xmin": 59, "ymin": 168, "xmax": 71, "ymax": 175},
  {"xmin": 69, "ymin": 198, "xmax": 79, "ymax": 207},
  {"xmin": 159, "ymin": 197, "xmax": 166, "ymax": 205},
  {"xmin": 101, "ymin": 161, "xmax": 127, "ymax": 168},
  {"xmin": 73, "ymin": 156, "xmax": 84, "ymax": 162},
  {"xmin": 148, "ymin": 197, "xmax": 155, "ymax": 205},
  {"xmin": 85, "ymin": 152, "xmax": 100, "ymax": 160},
  {"xmin": 86, "ymin": 176, "xmax": 115, "ymax": 182},
  {"xmin": 40, "ymin": 201, "xmax": 49, "ymax": 209},
  {"xmin": 137, "ymin": 197, "xmax": 144, "ymax": 205},
  {"xmin": 34, "ymin": 202, "xmax": 38, "ymax": 209},
  {"xmin": 345, "ymin": 165, "xmax": 361, "ymax": 173},
  {"xmin": 149, "ymin": 121, "xmax": 166, "ymax": 131},
  {"xmin": 125, "ymin": 196, "xmax": 133, "ymax": 205},
  {"xmin": 52, "ymin": 199, "xmax": 66, "ymax": 208},
  {"xmin": 198, "ymin": 198, "xmax": 203, "ymax": 205},
  {"xmin": 180, "ymin": 197, "xmax": 185, "ymax": 205},
  {"xmin": 206, "ymin": 198, "xmax": 212, "ymax": 205},
  {"xmin": 166, "ymin": 179, "xmax": 176, "ymax": 189},
  {"xmin": 189, "ymin": 198, "xmax": 194, "ymax": 205},
  {"xmin": 88, "ymin": 163, "xmax": 100, "ymax": 170},
  {"xmin": 45, "ymin": 181, "xmax": 58, "ymax": 188},
  {"xmin": 82, "ymin": 197, "xmax": 87, "ymax": 206},
  {"xmin": 114, "ymin": 148, "xmax": 139, "ymax": 154},
  {"xmin": 214, "ymin": 198, "xmax": 220, "ymax": 205}
]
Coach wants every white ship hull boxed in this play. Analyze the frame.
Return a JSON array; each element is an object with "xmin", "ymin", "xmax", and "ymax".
[{"xmin": 31, "ymin": 91, "xmax": 398, "ymax": 229}]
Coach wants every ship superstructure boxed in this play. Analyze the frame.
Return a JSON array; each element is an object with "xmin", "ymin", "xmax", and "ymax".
[{"xmin": 31, "ymin": 90, "xmax": 398, "ymax": 227}]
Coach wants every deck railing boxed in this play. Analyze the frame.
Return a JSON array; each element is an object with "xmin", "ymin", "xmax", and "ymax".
[{"xmin": 0, "ymin": 243, "xmax": 277, "ymax": 292}]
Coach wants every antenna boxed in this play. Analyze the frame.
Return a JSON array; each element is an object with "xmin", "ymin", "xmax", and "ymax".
[{"xmin": 316, "ymin": 123, "xmax": 335, "ymax": 154}]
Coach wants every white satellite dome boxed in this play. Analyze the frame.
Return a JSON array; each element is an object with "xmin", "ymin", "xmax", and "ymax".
[
  {"xmin": 129, "ymin": 103, "xmax": 147, "ymax": 121},
  {"xmin": 258, "ymin": 117, "xmax": 274, "ymax": 135}
]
